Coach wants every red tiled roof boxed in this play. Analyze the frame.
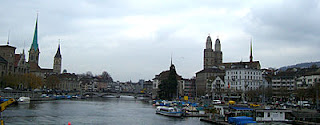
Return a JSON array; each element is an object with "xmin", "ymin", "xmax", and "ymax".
[{"xmin": 28, "ymin": 62, "xmax": 41, "ymax": 72}]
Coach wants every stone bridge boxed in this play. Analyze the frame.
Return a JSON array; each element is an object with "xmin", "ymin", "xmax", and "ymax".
[{"xmin": 82, "ymin": 92, "xmax": 148, "ymax": 98}]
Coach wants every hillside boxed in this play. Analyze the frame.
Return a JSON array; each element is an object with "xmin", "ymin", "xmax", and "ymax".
[{"xmin": 279, "ymin": 61, "xmax": 320, "ymax": 71}]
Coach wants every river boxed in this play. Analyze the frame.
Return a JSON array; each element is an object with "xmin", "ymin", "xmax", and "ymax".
[{"xmin": 2, "ymin": 96, "xmax": 211, "ymax": 125}]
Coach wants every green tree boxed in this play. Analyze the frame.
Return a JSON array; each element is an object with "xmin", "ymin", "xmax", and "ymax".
[
  {"xmin": 23, "ymin": 73, "xmax": 43, "ymax": 89},
  {"xmin": 158, "ymin": 65, "xmax": 178, "ymax": 100},
  {"xmin": 1, "ymin": 74, "xmax": 43, "ymax": 89},
  {"xmin": 46, "ymin": 75, "xmax": 60, "ymax": 89},
  {"xmin": 2, "ymin": 74, "xmax": 21, "ymax": 88}
]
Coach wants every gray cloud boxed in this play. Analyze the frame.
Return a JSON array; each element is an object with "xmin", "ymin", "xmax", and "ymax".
[
  {"xmin": 1, "ymin": 0, "xmax": 319, "ymax": 81},
  {"xmin": 242, "ymin": 0, "xmax": 320, "ymax": 68}
]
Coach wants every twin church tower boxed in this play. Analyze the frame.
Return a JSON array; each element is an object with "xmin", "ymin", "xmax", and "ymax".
[
  {"xmin": 28, "ymin": 15, "xmax": 62, "ymax": 74},
  {"xmin": 204, "ymin": 35, "xmax": 222, "ymax": 69}
]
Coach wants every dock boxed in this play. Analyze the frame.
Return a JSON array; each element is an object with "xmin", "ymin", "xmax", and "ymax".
[
  {"xmin": 200, "ymin": 118, "xmax": 230, "ymax": 125},
  {"xmin": 185, "ymin": 114, "xmax": 208, "ymax": 117}
]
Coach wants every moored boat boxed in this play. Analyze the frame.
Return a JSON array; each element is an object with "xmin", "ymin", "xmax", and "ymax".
[
  {"xmin": 17, "ymin": 97, "xmax": 31, "ymax": 104},
  {"xmin": 156, "ymin": 106, "xmax": 183, "ymax": 117}
]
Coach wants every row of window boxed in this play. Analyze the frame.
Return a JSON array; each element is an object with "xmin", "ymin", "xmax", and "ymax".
[
  {"xmin": 229, "ymin": 81, "xmax": 261, "ymax": 86},
  {"xmin": 230, "ymin": 86, "xmax": 258, "ymax": 90},
  {"xmin": 227, "ymin": 75, "xmax": 261, "ymax": 80},
  {"xmin": 227, "ymin": 71, "xmax": 261, "ymax": 75},
  {"xmin": 273, "ymin": 82, "xmax": 294, "ymax": 84}
]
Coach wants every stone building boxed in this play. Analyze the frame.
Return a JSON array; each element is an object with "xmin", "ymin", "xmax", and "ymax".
[
  {"xmin": 196, "ymin": 67, "xmax": 225, "ymax": 96},
  {"xmin": 152, "ymin": 62, "xmax": 182, "ymax": 99},
  {"xmin": 296, "ymin": 72, "xmax": 320, "ymax": 90},
  {"xmin": 27, "ymin": 15, "xmax": 62, "ymax": 77},
  {"xmin": 0, "ymin": 44, "xmax": 29, "ymax": 76},
  {"xmin": 196, "ymin": 35, "xmax": 261, "ymax": 97},
  {"xmin": 210, "ymin": 75, "xmax": 225, "ymax": 100},
  {"xmin": 0, "ymin": 56, "xmax": 7, "ymax": 77},
  {"xmin": 0, "ymin": 45, "xmax": 16, "ymax": 75},
  {"xmin": 55, "ymin": 73, "xmax": 80, "ymax": 91},
  {"xmin": 204, "ymin": 36, "xmax": 222, "ymax": 69},
  {"xmin": 53, "ymin": 44, "xmax": 62, "ymax": 74},
  {"xmin": 224, "ymin": 63, "xmax": 263, "ymax": 101},
  {"xmin": 180, "ymin": 78, "xmax": 196, "ymax": 100}
]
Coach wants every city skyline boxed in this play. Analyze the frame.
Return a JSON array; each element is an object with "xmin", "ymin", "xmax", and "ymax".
[{"xmin": 0, "ymin": 0, "xmax": 319, "ymax": 82}]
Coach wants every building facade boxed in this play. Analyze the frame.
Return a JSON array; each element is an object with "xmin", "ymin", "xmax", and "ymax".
[
  {"xmin": 296, "ymin": 73, "xmax": 320, "ymax": 90},
  {"xmin": 0, "ymin": 45, "xmax": 16, "ymax": 75},
  {"xmin": 204, "ymin": 36, "xmax": 222, "ymax": 69},
  {"xmin": 196, "ymin": 68, "xmax": 225, "ymax": 97},
  {"xmin": 224, "ymin": 63, "xmax": 263, "ymax": 101},
  {"xmin": 27, "ymin": 15, "xmax": 62, "ymax": 77},
  {"xmin": 196, "ymin": 35, "xmax": 261, "ymax": 97},
  {"xmin": 211, "ymin": 76, "xmax": 225, "ymax": 100}
]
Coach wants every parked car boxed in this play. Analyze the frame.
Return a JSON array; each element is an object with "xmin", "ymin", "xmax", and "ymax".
[
  {"xmin": 241, "ymin": 101, "xmax": 248, "ymax": 104},
  {"xmin": 249, "ymin": 103, "xmax": 260, "ymax": 107},
  {"xmin": 298, "ymin": 101, "xmax": 310, "ymax": 107},
  {"xmin": 212, "ymin": 100, "xmax": 222, "ymax": 104}
]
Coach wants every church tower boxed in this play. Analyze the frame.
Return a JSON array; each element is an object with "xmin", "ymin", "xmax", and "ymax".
[
  {"xmin": 53, "ymin": 43, "xmax": 62, "ymax": 74},
  {"xmin": 204, "ymin": 35, "xmax": 214, "ymax": 69},
  {"xmin": 29, "ymin": 15, "xmax": 40, "ymax": 64},
  {"xmin": 213, "ymin": 37, "xmax": 222, "ymax": 66}
]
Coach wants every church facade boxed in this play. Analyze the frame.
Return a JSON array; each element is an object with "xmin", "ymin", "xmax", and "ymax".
[
  {"xmin": 0, "ymin": 16, "xmax": 62, "ymax": 78},
  {"xmin": 196, "ymin": 35, "xmax": 261, "ymax": 97},
  {"xmin": 203, "ymin": 35, "xmax": 223, "ymax": 69},
  {"xmin": 28, "ymin": 16, "xmax": 62, "ymax": 77}
]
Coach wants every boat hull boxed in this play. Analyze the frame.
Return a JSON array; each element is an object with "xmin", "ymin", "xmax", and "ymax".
[
  {"xmin": 155, "ymin": 106, "xmax": 183, "ymax": 117},
  {"xmin": 17, "ymin": 97, "xmax": 31, "ymax": 104},
  {"xmin": 156, "ymin": 111, "xmax": 183, "ymax": 117}
]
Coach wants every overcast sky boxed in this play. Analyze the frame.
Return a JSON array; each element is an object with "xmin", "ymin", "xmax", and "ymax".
[{"xmin": 1, "ymin": 0, "xmax": 319, "ymax": 82}]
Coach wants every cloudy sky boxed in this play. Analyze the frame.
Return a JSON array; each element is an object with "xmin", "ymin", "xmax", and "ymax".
[{"xmin": 1, "ymin": 0, "xmax": 319, "ymax": 82}]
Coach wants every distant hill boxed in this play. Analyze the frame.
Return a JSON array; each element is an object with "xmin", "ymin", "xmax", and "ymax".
[{"xmin": 279, "ymin": 61, "xmax": 320, "ymax": 71}]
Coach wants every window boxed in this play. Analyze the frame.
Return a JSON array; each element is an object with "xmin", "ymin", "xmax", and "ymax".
[
  {"xmin": 257, "ymin": 112, "xmax": 264, "ymax": 117},
  {"xmin": 267, "ymin": 113, "xmax": 270, "ymax": 117}
]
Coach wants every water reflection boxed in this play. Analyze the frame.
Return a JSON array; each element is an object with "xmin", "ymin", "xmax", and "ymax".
[{"xmin": 3, "ymin": 98, "xmax": 210, "ymax": 125}]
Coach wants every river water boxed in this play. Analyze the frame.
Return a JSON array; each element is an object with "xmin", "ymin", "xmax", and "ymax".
[{"xmin": 3, "ymin": 96, "xmax": 211, "ymax": 125}]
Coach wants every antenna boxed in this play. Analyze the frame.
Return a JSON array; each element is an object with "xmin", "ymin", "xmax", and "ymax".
[
  {"xmin": 23, "ymin": 41, "xmax": 25, "ymax": 54},
  {"xmin": 171, "ymin": 52, "xmax": 173, "ymax": 65},
  {"xmin": 7, "ymin": 30, "xmax": 10, "ymax": 45},
  {"xmin": 250, "ymin": 37, "xmax": 253, "ymax": 62},
  {"xmin": 36, "ymin": 11, "xmax": 39, "ymax": 18}
]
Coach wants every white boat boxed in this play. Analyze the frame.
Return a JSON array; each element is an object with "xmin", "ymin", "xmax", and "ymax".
[
  {"xmin": 156, "ymin": 106, "xmax": 183, "ymax": 117},
  {"xmin": 17, "ymin": 97, "xmax": 31, "ymax": 104},
  {"xmin": 255, "ymin": 108, "xmax": 292, "ymax": 123}
]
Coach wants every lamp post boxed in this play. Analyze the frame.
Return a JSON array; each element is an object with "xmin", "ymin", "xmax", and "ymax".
[{"xmin": 316, "ymin": 82, "xmax": 319, "ymax": 111}]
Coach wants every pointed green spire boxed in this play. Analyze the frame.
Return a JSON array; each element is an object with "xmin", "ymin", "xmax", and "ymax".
[
  {"xmin": 55, "ymin": 43, "xmax": 61, "ymax": 58},
  {"xmin": 31, "ymin": 15, "xmax": 39, "ymax": 51}
]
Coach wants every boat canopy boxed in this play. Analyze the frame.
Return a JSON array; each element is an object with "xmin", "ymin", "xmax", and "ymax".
[
  {"xmin": 230, "ymin": 107, "xmax": 253, "ymax": 111},
  {"xmin": 228, "ymin": 116, "xmax": 255, "ymax": 125}
]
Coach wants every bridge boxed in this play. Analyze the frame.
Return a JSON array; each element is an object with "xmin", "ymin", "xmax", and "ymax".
[{"xmin": 82, "ymin": 92, "xmax": 149, "ymax": 98}]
